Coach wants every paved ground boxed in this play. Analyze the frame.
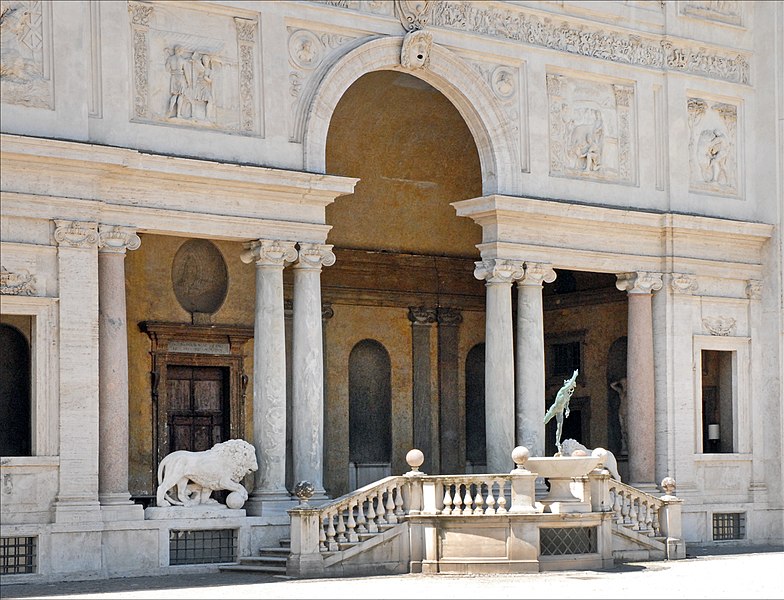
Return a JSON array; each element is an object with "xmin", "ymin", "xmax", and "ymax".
[{"xmin": 4, "ymin": 546, "xmax": 783, "ymax": 600}]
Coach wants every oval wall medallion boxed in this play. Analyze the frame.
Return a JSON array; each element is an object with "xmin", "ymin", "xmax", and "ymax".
[{"xmin": 171, "ymin": 239, "xmax": 229, "ymax": 315}]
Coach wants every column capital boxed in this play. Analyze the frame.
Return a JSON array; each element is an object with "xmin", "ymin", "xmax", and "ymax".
[
  {"xmin": 98, "ymin": 225, "xmax": 141, "ymax": 254},
  {"xmin": 53, "ymin": 220, "xmax": 99, "ymax": 248},
  {"xmin": 437, "ymin": 307, "xmax": 463, "ymax": 326},
  {"xmin": 408, "ymin": 306, "xmax": 438, "ymax": 325},
  {"xmin": 241, "ymin": 239, "xmax": 297, "ymax": 267},
  {"xmin": 474, "ymin": 258, "xmax": 524, "ymax": 284},
  {"xmin": 518, "ymin": 262, "xmax": 557, "ymax": 286},
  {"xmin": 295, "ymin": 243, "xmax": 336, "ymax": 270},
  {"xmin": 746, "ymin": 279, "xmax": 762, "ymax": 300},
  {"xmin": 670, "ymin": 273, "xmax": 698, "ymax": 295},
  {"xmin": 616, "ymin": 271, "xmax": 663, "ymax": 294}
]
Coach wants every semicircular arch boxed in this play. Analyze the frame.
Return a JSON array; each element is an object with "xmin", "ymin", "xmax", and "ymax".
[{"xmin": 302, "ymin": 35, "xmax": 520, "ymax": 195}]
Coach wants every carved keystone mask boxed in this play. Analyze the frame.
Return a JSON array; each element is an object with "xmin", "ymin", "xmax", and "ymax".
[{"xmin": 401, "ymin": 30, "xmax": 433, "ymax": 70}]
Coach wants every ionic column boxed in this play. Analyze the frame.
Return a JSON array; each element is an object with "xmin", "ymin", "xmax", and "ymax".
[
  {"xmin": 98, "ymin": 225, "xmax": 143, "ymax": 521},
  {"xmin": 241, "ymin": 239, "xmax": 298, "ymax": 514},
  {"xmin": 475, "ymin": 258, "xmax": 524, "ymax": 472},
  {"xmin": 616, "ymin": 271, "xmax": 663, "ymax": 486},
  {"xmin": 515, "ymin": 262, "xmax": 556, "ymax": 458},
  {"xmin": 291, "ymin": 243, "xmax": 335, "ymax": 499},
  {"xmin": 53, "ymin": 220, "xmax": 101, "ymax": 523}
]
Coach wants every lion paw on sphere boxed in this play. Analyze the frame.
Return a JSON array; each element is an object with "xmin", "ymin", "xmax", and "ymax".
[{"xmin": 155, "ymin": 439, "xmax": 258, "ymax": 509}]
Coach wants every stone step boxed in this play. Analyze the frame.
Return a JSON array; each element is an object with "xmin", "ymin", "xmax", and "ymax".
[
  {"xmin": 219, "ymin": 563, "xmax": 288, "ymax": 575},
  {"xmin": 240, "ymin": 555, "xmax": 287, "ymax": 565},
  {"xmin": 279, "ymin": 538, "xmax": 291, "ymax": 548},
  {"xmin": 258, "ymin": 547, "xmax": 290, "ymax": 558}
]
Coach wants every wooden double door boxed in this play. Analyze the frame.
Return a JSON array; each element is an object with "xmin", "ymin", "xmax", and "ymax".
[{"xmin": 165, "ymin": 365, "xmax": 229, "ymax": 453}]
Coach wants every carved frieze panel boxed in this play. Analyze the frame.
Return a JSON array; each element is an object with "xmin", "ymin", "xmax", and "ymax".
[
  {"xmin": 680, "ymin": 1, "xmax": 743, "ymax": 27},
  {"xmin": 127, "ymin": 1, "xmax": 261, "ymax": 136},
  {"xmin": 0, "ymin": 265, "xmax": 37, "ymax": 296},
  {"xmin": 0, "ymin": 0, "xmax": 53, "ymax": 109},
  {"xmin": 312, "ymin": 1, "xmax": 394, "ymax": 16},
  {"xmin": 547, "ymin": 73, "xmax": 637, "ymax": 185},
  {"xmin": 688, "ymin": 96, "xmax": 739, "ymax": 196},
  {"xmin": 287, "ymin": 25, "xmax": 360, "ymax": 142}
]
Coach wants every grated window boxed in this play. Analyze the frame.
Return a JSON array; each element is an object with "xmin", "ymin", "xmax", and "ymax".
[
  {"xmin": 712, "ymin": 513, "xmax": 745, "ymax": 541},
  {"xmin": 540, "ymin": 527, "xmax": 597, "ymax": 556},
  {"xmin": 1, "ymin": 536, "xmax": 37, "ymax": 574},
  {"xmin": 169, "ymin": 529, "xmax": 236, "ymax": 565}
]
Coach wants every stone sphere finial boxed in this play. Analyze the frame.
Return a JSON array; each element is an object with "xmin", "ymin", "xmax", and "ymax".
[
  {"xmin": 406, "ymin": 449, "xmax": 425, "ymax": 472},
  {"xmin": 661, "ymin": 476, "xmax": 676, "ymax": 497},
  {"xmin": 293, "ymin": 480, "xmax": 315, "ymax": 505},
  {"xmin": 511, "ymin": 446, "xmax": 530, "ymax": 470}
]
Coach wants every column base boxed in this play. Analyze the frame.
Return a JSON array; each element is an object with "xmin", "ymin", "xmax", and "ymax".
[{"xmin": 54, "ymin": 499, "xmax": 102, "ymax": 524}]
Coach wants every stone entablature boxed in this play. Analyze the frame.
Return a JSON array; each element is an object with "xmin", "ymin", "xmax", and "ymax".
[{"xmin": 311, "ymin": 0, "xmax": 751, "ymax": 85}]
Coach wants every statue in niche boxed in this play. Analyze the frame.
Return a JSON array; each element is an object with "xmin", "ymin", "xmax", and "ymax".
[
  {"xmin": 544, "ymin": 369, "xmax": 579, "ymax": 456},
  {"xmin": 698, "ymin": 129, "xmax": 730, "ymax": 185},
  {"xmin": 568, "ymin": 108, "xmax": 604, "ymax": 172},
  {"xmin": 610, "ymin": 377, "xmax": 628, "ymax": 455},
  {"xmin": 165, "ymin": 45, "xmax": 191, "ymax": 119}
]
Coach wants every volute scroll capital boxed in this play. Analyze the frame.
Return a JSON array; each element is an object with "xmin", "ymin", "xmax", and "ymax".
[
  {"xmin": 616, "ymin": 271, "xmax": 663, "ymax": 294},
  {"xmin": 240, "ymin": 239, "xmax": 298, "ymax": 267},
  {"xmin": 474, "ymin": 259, "xmax": 524, "ymax": 285}
]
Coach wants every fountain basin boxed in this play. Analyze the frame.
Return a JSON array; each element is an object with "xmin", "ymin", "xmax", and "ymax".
[{"xmin": 525, "ymin": 455, "xmax": 603, "ymax": 512}]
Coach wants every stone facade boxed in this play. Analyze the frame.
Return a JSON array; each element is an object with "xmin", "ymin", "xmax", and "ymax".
[{"xmin": 1, "ymin": 0, "xmax": 782, "ymax": 582}]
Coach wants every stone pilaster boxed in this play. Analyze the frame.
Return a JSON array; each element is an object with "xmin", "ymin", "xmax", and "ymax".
[
  {"xmin": 241, "ymin": 239, "xmax": 298, "ymax": 515},
  {"xmin": 97, "ymin": 225, "xmax": 143, "ymax": 521},
  {"xmin": 746, "ymin": 279, "xmax": 767, "ymax": 498},
  {"xmin": 408, "ymin": 307, "xmax": 438, "ymax": 474},
  {"xmin": 616, "ymin": 271, "xmax": 663, "ymax": 486},
  {"xmin": 52, "ymin": 220, "xmax": 102, "ymax": 523},
  {"xmin": 515, "ymin": 262, "xmax": 556, "ymax": 459},
  {"xmin": 437, "ymin": 307, "xmax": 462, "ymax": 474},
  {"xmin": 474, "ymin": 258, "xmax": 524, "ymax": 472},
  {"xmin": 291, "ymin": 243, "xmax": 335, "ymax": 499}
]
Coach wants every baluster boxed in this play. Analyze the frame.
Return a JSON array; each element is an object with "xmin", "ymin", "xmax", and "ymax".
[
  {"xmin": 385, "ymin": 485, "xmax": 397, "ymax": 524},
  {"xmin": 637, "ymin": 500, "xmax": 648, "ymax": 533},
  {"xmin": 366, "ymin": 492, "xmax": 378, "ymax": 533},
  {"xmin": 484, "ymin": 481, "xmax": 496, "ymax": 515},
  {"xmin": 473, "ymin": 485, "xmax": 484, "ymax": 515},
  {"xmin": 376, "ymin": 489, "xmax": 387, "ymax": 526},
  {"xmin": 621, "ymin": 492, "xmax": 631, "ymax": 525},
  {"xmin": 652, "ymin": 504, "xmax": 661, "ymax": 536},
  {"xmin": 461, "ymin": 483, "xmax": 473, "ymax": 515},
  {"xmin": 356, "ymin": 497, "xmax": 368, "ymax": 534},
  {"xmin": 326, "ymin": 512, "xmax": 338, "ymax": 551},
  {"xmin": 630, "ymin": 497, "xmax": 641, "ymax": 530},
  {"xmin": 319, "ymin": 514, "xmax": 327, "ymax": 551},
  {"xmin": 611, "ymin": 488, "xmax": 622, "ymax": 523},
  {"xmin": 346, "ymin": 501, "xmax": 358, "ymax": 542},
  {"xmin": 394, "ymin": 484, "xmax": 405, "ymax": 519},
  {"xmin": 442, "ymin": 484, "xmax": 454, "ymax": 515},
  {"xmin": 644, "ymin": 501, "xmax": 654, "ymax": 536},
  {"xmin": 496, "ymin": 480, "xmax": 507, "ymax": 514},
  {"xmin": 453, "ymin": 483, "xmax": 464, "ymax": 515},
  {"xmin": 336, "ymin": 510, "xmax": 347, "ymax": 543}
]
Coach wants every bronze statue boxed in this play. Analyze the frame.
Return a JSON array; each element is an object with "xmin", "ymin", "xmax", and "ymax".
[{"xmin": 544, "ymin": 369, "xmax": 579, "ymax": 455}]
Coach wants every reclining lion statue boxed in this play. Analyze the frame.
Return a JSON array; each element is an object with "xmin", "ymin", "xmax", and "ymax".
[{"xmin": 156, "ymin": 439, "xmax": 258, "ymax": 508}]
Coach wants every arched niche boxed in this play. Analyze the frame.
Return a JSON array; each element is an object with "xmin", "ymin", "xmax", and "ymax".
[
  {"xmin": 465, "ymin": 342, "xmax": 486, "ymax": 470},
  {"xmin": 302, "ymin": 36, "xmax": 520, "ymax": 196}
]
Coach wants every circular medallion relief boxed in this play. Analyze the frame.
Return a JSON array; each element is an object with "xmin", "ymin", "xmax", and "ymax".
[{"xmin": 171, "ymin": 239, "xmax": 228, "ymax": 315}]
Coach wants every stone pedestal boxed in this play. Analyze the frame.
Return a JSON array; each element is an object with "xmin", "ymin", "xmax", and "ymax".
[
  {"xmin": 144, "ymin": 505, "xmax": 246, "ymax": 520},
  {"xmin": 241, "ymin": 240, "xmax": 298, "ymax": 515}
]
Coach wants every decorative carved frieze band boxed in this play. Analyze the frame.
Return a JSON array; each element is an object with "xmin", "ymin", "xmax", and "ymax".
[
  {"xmin": 408, "ymin": 306, "xmax": 438, "ymax": 325},
  {"xmin": 688, "ymin": 96, "xmax": 739, "ymax": 197},
  {"xmin": 474, "ymin": 259, "xmax": 525, "ymax": 284},
  {"xmin": 98, "ymin": 225, "xmax": 141, "ymax": 254},
  {"xmin": 615, "ymin": 271, "xmax": 663, "ymax": 294},
  {"xmin": 53, "ymin": 220, "xmax": 99, "ymax": 248},
  {"xmin": 311, "ymin": 0, "xmax": 750, "ymax": 85},
  {"xmin": 745, "ymin": 279, "xmax": 762, "ymax": 300},
  {"xmin": 519, "ymin": 262, "xmax": 557, "ymax": 286},
  {"xmin": 240, "ymin": 239, "xmax": 298, "ymax": 267},
  {"xmin": 295, "ymin": 243, "xmax": 336, "ymax": 270},
  {"xmin": 395, "ymin": 0, "xmax": 433, "ymax": 31},
  {"xmin": 401, "ymin": 29, "xmax": 433, "ymax": 70},
  {"xmin": 127, "ymin": 2, "xmax": 261, "ymax": 136},
  {"xmin": 0, "ymin": 266, "xmax": 36, "ymax": 296},
  {"xmin": 548, "ymin": 73, "xmax": 637, "ymax": 185},
  {"xmin": 437, "ymin": 307, "xmax": 463, "ymax": 326},
  {"xmin": 1, "ymin": 0, "xmax": 54, "ymax": 109},
  {"xmin": 670, "ymin": 273, "xmax": 699, "ymax": 295},
  {"xmin": 702, "ymin": 316, "xmax": 736, "ymax": 336},
  {"xmin": 287, "ymin": 26, "xmax": 360, "ymax": 142},
  {"xmin": 681, "ymin": 1, "xmax": 742, "ymax": 27}
]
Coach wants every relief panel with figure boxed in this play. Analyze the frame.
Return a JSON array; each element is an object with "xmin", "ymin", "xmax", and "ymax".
[
  {"xmin": 688, "ymin": 96, "xmax": 739, "ymax": 197},
  {"xmin": 547, "ymin": 72, "xmax": 637, "ymax": 186},
  {"xmin": 128, "ymin": 1, "xmax": 260, "ymax": 135}
]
